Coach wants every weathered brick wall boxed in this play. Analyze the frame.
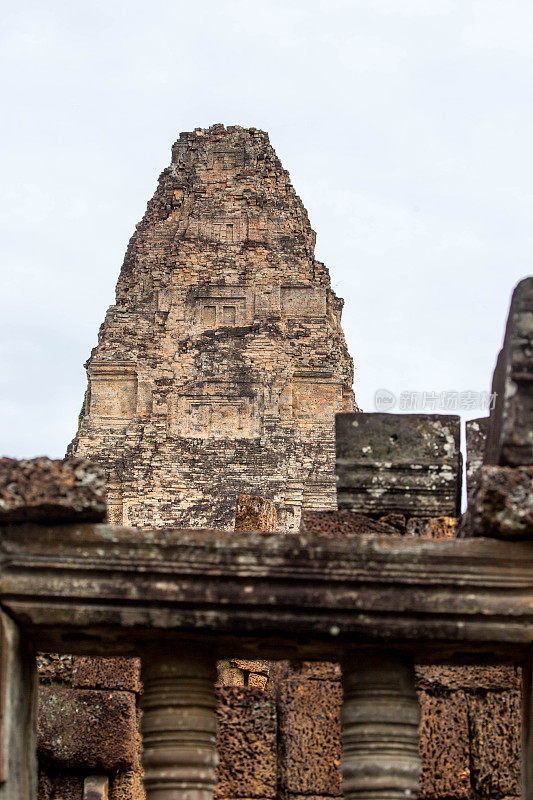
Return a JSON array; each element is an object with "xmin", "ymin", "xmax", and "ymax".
[
  {"xmin": 67, "ymin": 123, "xmax": 355, "ymax": 533},
  {"xmin": 418, "ymin": 665, "xmax": 521, "ymax": 800},
  {"xmin": 37, "ymin": 655, "xmax": 143, "ymax": 800}
]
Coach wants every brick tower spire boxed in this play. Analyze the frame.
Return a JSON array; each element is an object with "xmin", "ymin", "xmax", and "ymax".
[{"xmin": 68, "ymin": 124, "xmax": 355, "ymax": 531}]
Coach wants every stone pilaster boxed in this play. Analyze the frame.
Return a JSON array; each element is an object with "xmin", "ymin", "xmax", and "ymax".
[
  {"xmin": 341, "ymin": 650, "xmax": 421, "ymax": 800},
  {"xmin": 141, "ymin": 648, "xmax": 218, "ymax": 800}
]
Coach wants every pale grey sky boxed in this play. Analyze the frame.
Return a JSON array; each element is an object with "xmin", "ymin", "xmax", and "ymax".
[{"xmin": 1, "ymin": 0, "xmax": 531, "ymax": 459}]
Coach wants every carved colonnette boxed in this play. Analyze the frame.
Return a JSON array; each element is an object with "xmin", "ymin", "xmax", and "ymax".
[
  {"xmin": 341, "ymin": 650, "xmax": 421, "ymax": 800},
  {"xmin": 141, "ymin": 650, "xmax": 218, "ymax": 800}
]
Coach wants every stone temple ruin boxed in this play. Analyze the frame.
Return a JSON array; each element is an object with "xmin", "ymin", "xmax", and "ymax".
[
  {"xmin": 0, "ymin": 126, "xmax": 531, "ymax": 800},
  {"xmin": 68, "ymin": 124, "xmax": 354, "ymax": 532}
]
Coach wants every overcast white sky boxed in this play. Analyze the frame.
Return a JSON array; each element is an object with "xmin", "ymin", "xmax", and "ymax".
[{"xmin": 1, "ymin": 0, "xmax": 531, "ymax": 460}]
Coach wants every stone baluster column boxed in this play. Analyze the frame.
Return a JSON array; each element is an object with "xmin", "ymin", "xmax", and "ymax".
[
  {"xmin": 140, "ymin": 647, "xmax": 218, "ymax": 800},
  {"xmin": 341, "ymin": 649, "xmax": 421, "ymax": 800}
]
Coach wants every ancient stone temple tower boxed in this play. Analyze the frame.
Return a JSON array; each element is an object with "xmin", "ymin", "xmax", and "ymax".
[{"xmin": 68, "ymin": 124, "xmax": 354, "ymax": 531}]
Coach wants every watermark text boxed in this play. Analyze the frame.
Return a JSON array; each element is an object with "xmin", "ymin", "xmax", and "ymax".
[{"xmin": 374, "ymin": 389, "xmax": 496, "ymax": 412}]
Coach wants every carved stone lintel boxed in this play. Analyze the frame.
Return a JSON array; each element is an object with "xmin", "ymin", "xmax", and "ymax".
[
  {"xmin": 140, "ymin": 647, "xmax": 218, "ymax": 800},
  {"xmin": 341, "ymin": 649, "xmax": 421, "ymax": 800}
]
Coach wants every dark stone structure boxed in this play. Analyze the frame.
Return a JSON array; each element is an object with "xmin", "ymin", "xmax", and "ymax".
[{"xmin": 485, "ymin": 277, "xmax": 533, "ymax": 467}]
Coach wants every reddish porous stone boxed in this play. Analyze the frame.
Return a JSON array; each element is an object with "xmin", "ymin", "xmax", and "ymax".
[
  {"xmin": 278, "ymin": 677, "xmax": 342, "ymax": 797},
  {"xmin": 231, "ymin": 659, "xmax": 269, "ymax": 676},
  {"xmin": 235, "ymin": 496, "xmax": 277, "ymax": 532},
  {"xmin": 467, "ymin": 691, "xmax": 521, "ymax": 798},
  {"xmin": 38, "ymin": 687, "xmax": 138, "ymax": 771},
  {"xmin": 0, "ymin": 457, "xmax": 106, "ymax": 524},
  {"xmin": 72, "ymin": 657, "xmax": 141, "ymax": 693},
  {"xmin": 109, "ymin": 771, "xmax": 144, "ymax": 800},
  {"xmin": 215, "ymin": 686, "xmax": 277, "ymax": 799},
  {"xmin": 418, "ymin": 690, "xmax": 471, "ymax": 799},
  {"xmin": 38, "ymin": 773, "xmax": 84, "ymax": 800},
  {"xmin": 416, "ymin": 665, "xmax": 521, "ymax": 692},
  {"xmin": 405, "ymin": 516, "xmax": 457, "ymax": 538},
  {"xmin": 37, "ymin": 653, "xmax": 76, "ymax": 684},
  {"xmin": 295, "ymin": 661, "xmax": 341, "ymax": 681},
  {"xmin": 377, "ymin": 513, "xmax": 407, "ymax": 533},
  {"xmin": 300, "ymin": 510, "xmax": 398, "ymax": 536}
]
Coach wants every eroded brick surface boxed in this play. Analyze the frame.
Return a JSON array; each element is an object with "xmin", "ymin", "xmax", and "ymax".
[
  {"xmin": 416, "ymin": 665, "xmax": 521, "ymax": 693},
  {"xmin": 418, "ymin": 690, "xmax": 471, "ymax": 799},
  {"xmin": 0, "ymin": 457, "xmax": 106, "ymax": 523},
  {"xmin": 215, "ymin": 686, "xmax": 277, "ymax": 799},
  {"xmin": 72, "ymin": 657, "xmax": 141, "ymax": 693},
  {"xmin": 38, "ymin": 687, "xmax": 138, "ymax": 771},
  {"xmin": 277, "ymin": 677, "xmax": 342, "ymax": 797},
  {"xmin": 467, "ymin": 692, "xmax": 521, "ymax": 799}
]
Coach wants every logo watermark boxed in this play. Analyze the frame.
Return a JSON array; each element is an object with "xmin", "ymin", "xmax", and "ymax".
[
  {"xmin": 374, "ymin": 390, "xmax": 497, "ymax": 412},
  {"xmin": 374, "ymin": 388, "xmax": 397, "ymax": 411}
]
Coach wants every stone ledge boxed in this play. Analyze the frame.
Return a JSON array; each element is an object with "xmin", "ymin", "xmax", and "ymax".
[
  {"xmin": 2, "ymin": 524, "xmax": 533, "ymax": 658},
  {"xmin": 0, "ymin": 457, "xmax": 106, "ymax": 524}
]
